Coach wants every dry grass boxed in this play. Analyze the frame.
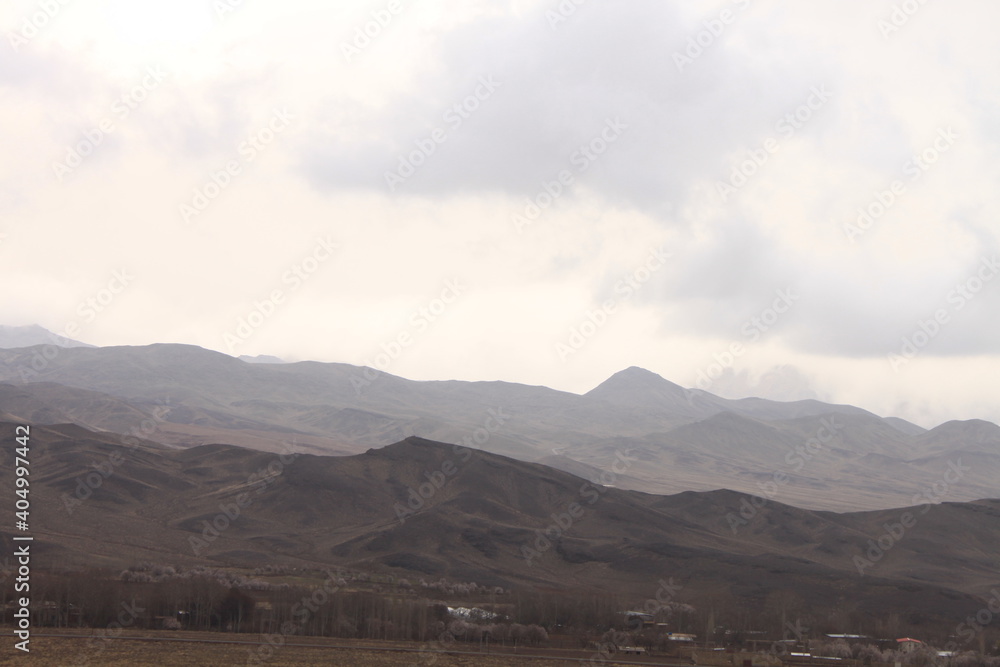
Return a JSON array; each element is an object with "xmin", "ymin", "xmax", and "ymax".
[{"xmin": 0, "ymin": 631, "xmax": 595, "ymax": 666}]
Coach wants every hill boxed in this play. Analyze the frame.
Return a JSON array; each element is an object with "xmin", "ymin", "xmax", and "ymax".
[
  {"xmin": 3, "ymin": 422, "xmax": 997, "ymax": 635},
  {"xmin": 0, "ymin": 324, "xmax": 93, "ymax": 349},
  {"xmin": 0, "ymin": 343, "xmax": 996, "ymax": 511}
]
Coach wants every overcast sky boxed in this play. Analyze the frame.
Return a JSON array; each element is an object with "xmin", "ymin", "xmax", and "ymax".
[{"xmin": 2, "ymin": 0, "xmax": 998, "ymax": 428}]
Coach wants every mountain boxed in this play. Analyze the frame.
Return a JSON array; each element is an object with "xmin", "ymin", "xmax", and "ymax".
[
  {"xmin": 585, "ymin": 365, "xmax": 708, "ymax": 419},
  {"xmin": 0, "ymin": 324, "xmax": 93, "ymax": 349},
  {"xmin": 3, "ymin": 423, "xmax": 996, "ymax": 633},
  {"xmin": 238, "ymin": 354, "xmax": 287, "ymax": 364},
  {"xmin": 584, "ymin": 365, "xmax": 876, "ymax": 423},
  {"xmin": 0, "ymin": 343, "xmax": 996, "ymax": 511},
  {"xmin": 912, "ymin": 419, "xmax": 1000, "ymax": 455},
  {"xmin": 884, "ymin": 416, "xmax": 927, "ymax": 436},
  {"xmin": 0, "ymin": 382, "xmax": 164, "ymax": 434}
]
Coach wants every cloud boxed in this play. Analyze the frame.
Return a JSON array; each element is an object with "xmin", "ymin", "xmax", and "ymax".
[
  {"xmin": 2, "ymin": 0, "xmax": 999, "ymax": 429},
  {"xmin": 299, "ymin": 0, "xmax": 833, "ymax": 216}
]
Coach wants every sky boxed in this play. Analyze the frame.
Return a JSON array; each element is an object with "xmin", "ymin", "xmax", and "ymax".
[{"xmin": 2, "ymin": 0, "xmax": 998, "ymax": 429}]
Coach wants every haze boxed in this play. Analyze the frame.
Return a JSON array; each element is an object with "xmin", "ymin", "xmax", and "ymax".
[{"xmin": 2, "ymin": 0, "xmax": 998, "ymax": 429}]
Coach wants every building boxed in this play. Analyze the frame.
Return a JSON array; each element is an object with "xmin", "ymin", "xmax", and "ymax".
[{"xmin": 896, "ymin": 638, "xmax": 924, "ymax": 653}]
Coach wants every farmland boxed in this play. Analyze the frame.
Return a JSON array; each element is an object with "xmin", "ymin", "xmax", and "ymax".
[{"xmin": 0, "ymin": 630, "xmax": 680, "ymax": 666}]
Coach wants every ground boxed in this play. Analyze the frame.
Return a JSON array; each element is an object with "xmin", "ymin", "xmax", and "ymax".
[{"xmin": 0, "ymin": 629, "xmax": 688, "ymax": 666}]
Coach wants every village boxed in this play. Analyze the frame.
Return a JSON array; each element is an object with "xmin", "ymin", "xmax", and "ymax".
[{"xmin": 5, "ymin": 579, "xmax": 999, "ymax": 666}]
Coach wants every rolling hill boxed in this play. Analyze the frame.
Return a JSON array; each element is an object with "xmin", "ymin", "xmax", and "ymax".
[
  {"xmin": 2, "ymin": 421, "xmax": 997, "ymax": 636},
  {"xmin": 2, "ymin": 342, "xmax": 994, "ymax": 512}
]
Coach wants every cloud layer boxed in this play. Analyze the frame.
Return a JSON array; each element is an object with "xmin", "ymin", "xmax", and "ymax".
[{"xmin": 2, "ymin": 0, "xmax": 998, "ymax": 428}]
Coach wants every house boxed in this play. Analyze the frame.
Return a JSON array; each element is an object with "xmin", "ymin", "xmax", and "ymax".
[
  {"xmin": 896, "ymin": 638, "xmax": 923, "ymax": 653},
  {"xmin": 623, "ymin": 610, "xmax": 655, "ymax": 627},
  {"xmin": 619, "ymin": 645, "xmax": 647, "ymax": 655}
]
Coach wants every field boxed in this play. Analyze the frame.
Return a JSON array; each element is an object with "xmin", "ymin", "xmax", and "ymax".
[{"xmin": 0, "ymin": 630, "xmax": 683, "ymax": 666}]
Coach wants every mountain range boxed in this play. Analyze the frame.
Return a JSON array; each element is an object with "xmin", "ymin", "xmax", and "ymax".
[
  {"xmin": 1, "ymin": 327, "xmax": 999, "ymax": 637},
  {"xmin": 2, "ymin": 421, "xmax": 998, "ymax": 634},
  {"xmin": 1, "ymin": 331, "xmax": 997, "ymax": 512}
]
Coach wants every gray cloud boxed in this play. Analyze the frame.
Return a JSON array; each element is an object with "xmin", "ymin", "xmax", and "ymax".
[
  {"xmin": 300, "ymin": 0, "xmax": 833, "ymax": 218},
  {"xmin": 2, "ymin": 0, "xmax": 999, "ymax": 428}
]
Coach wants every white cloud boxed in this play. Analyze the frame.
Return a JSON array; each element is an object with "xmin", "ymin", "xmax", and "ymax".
[{"xmin": 2, "ymin": 0, "xmax": 999, "ymax": 428}]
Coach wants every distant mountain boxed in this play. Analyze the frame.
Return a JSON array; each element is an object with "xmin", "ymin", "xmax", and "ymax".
[
  {"xmin": 238, "ymin": 354, "xmax": 287, "ymax": 364},
  {"xmin": 585, "ymin": 365, "xmax": 702, "ymax": 415},
  {"xmin": 3, "ymin": 423, "xmax": 995, "ymax": 633},
  {"xmin": 883, "ymin": 416, "xmax": 927, "ymax": 436},
  {"xmin": 707, "ymin": 364, "xmax": 822, "ymax": 402},
  {"xmin": 0, "ymin": 382, "xmax": 156, "ymax": 434},
  {"xmin": 913, "ymin": 419, "xmax": 1000, "ymax": 455},
  {"xmin": 0, "ymin": 324, "xmax": 93, "ymax": 349},
  {"xmin": 0, "ymin": 343, "xmax": 996, "ymax": 511},
  {"xmin": 586, "ymin": 365, "xmax": 877, "ymax": 423}
]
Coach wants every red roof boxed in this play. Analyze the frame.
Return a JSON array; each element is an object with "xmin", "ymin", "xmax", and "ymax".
[{"xmin": 896, "ymin": 638, "xmax": 923, "ymax": 644}]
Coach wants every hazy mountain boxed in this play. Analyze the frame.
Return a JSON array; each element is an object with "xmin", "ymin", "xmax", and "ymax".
[
  {"xmin": 0, "ymin": 343, "xmax": 996, "ymax": 511},
  {"xmin": 238, "ymin": 354, "xmax": 287, "ymax": 364},
  {"xmin": 0, "ymin": 382, "xmax": 164, "ymax": 435},
  {"xmin": 3, "ymin": 423, "xmax": 995, "ymax": 633},
  {"xmin": 0, "ymin": 324, "xmax": 93, "ymax": 349},
  {"xmin": 705, "ymin": 365, "xmax": 822, "ymax": 402},
  {"xmin": 585, "ymin": 365, "xmax": 709, "ymax": 418},
  {"xmin": 883, "ymin": 416, "xmax": 928, "ymax": 436},
  {"xmin": 912, "ymin": 419, "xmax": 1000, "ymax": 455}
]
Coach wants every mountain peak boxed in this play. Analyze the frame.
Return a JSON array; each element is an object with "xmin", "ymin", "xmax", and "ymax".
[
  {"xmin": 618, "ymin": 365, "xmax": 663, "ymax": 378},
  {"xmin": 239, "ymin": 354, "xmax": 287, "ymax": 364},
  {"xmin": 584, "ymin": 366, "xmax": 696, "ymax": 410},
  {"xmin": 592, "ymin": 366, "xmax": 681, "ymax": 390},
  {"xmin": 923, "ymin": 419, "xmax": 1000, "ymax": 441},
  {"xmin": 0, "ymin": 324, "xmax": 93, "ymax": 349}
]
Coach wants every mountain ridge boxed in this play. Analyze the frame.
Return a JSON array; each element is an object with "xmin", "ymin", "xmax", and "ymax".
[
  {"xmin": 3, "ymin": 422, "xmax": 997, "ymax": 635},
  {"xmin": 0, "ymin": 324, "xmax": 94, "ymax": 349},
  {"xmin": 0, "ymin": 341, "xmax": 996, "ymax": 512}
]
